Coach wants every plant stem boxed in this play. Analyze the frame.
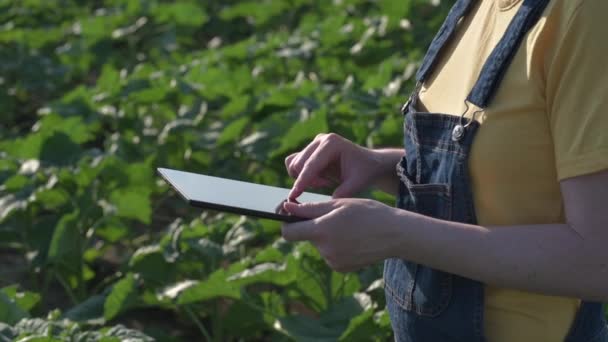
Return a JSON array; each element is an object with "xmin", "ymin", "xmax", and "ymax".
[
  {"xmin": 56, "ymin": 273, "xmax": 79, "ymax": 305},
  {"xmin": 183, "ymin": 305, "xmax": 212, "ymax": 342}
]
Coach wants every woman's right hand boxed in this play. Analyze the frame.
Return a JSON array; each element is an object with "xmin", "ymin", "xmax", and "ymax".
[{"xmin": 285, "ymin": 133, "xmax": 403, "ymax": 199}]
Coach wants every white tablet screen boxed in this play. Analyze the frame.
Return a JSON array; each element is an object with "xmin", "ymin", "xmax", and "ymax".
[{"xmin": 158, "ymin": 168, "xmax": 332, "ymax": 221}]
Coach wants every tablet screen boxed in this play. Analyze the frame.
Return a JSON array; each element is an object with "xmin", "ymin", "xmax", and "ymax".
[{"xmin": 158, "ymin": 168, "xmax": 332, "ymax": 222}]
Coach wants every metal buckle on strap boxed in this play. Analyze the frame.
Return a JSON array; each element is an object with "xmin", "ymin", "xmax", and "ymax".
[
  {"xmin": 400, "ymin": 99, "xmax": 412, "ymax": 115},
  {"xmin": 400, "ymin": 82, "xmax": 422, "ymax": 115},
  {"xmin": 452, "ymin": 100, "xmax": 483, "ymax": 142}
]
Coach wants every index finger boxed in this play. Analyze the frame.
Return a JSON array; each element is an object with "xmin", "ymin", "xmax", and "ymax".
[{"xmin": 289, "ymin": 142, "xmax": 337, "ymax": 199}]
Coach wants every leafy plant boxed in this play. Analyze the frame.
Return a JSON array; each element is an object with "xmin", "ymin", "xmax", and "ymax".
[{"xmin": 0, "ymin": 0, "xmax": 455, "ymax": 340}]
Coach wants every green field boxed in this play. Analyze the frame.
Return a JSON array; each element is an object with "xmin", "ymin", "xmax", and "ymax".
[{"xmin": 0, "ymin": 0, "xmax": 452, "ymax": 340}]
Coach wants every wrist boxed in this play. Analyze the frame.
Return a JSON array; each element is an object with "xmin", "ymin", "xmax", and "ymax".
[
  {"xmin": 366, "ymin": 148, "xmax": 404, "ymax": 195},
  {"xmin": 383, "ymin": 205, "xmax": 414, "ymax": 260},
  {"xmin": 369, "ymin": 148, "xmax": 404, "ymax": 169}
]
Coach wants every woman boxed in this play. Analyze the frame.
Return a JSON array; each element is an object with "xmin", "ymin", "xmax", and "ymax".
[{"xmin": 280, "ymin": 0, "xmax": 608, "ymax": 341}]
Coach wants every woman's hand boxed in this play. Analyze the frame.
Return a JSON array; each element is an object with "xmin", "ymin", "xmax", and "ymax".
[
  {"xmin": 280, "ymin": 198, "xmax": 403, "ymax": 272},
  {"xmin": 285, "ymin": 133, "xmax": 403, "ymax": 199}
]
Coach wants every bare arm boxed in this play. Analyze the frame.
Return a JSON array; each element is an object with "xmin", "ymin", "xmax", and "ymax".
[
  {"xmin": 390, "ymin": 170, "xmax": 608, "ymax": 300},
  {"xmin": 282, "ymin": 169, "xmax": 608, "ymax": 301}
]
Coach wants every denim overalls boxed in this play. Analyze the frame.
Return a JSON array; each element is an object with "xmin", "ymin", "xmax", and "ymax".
[{"xmin": 383, "ymin": 0, "xmax": 608, "ymax": 341}]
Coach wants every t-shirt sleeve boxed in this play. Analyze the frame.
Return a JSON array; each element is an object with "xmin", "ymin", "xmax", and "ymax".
[{"xmin": 546, "ymin": 0, "xmax": 608, "ymax": 181}]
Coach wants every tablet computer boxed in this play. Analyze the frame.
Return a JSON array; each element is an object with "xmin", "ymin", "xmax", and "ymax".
[{"xmin": 157, "ymin": 168, "xmax": 332, "ymax": 222}]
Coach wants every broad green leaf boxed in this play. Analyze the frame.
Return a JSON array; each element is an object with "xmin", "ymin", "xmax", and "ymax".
[
  {"xmin": 318, "ymin": 293, "xmax": 371, "ymax": 328},
  {"xmin": 0, "ymin": 322, "xmax": 15, "ymax": 341},
  {"xmin": 102, "ymin": 324, "xmax": 154, "ymax": 341},
  {"xmin": 152, "ymin": 3, "xmax": 209, "ymax": 27},
  {"xmin": 129, "ymin": 245, "xmax": 173, "ymax": 284},
  {"xmin": 274, "ymin": 314, "xmax": 342, "ymax": 342},
  {"xmin": 2, "ymin": 175, "xmax": 30, "ymax": 192},
  {"xmin": 272, "ymin": 108, "xmax": 328, "ymax": 157},
  {"xmin": 94, "ymin": 218, "xmax": 129, "ymax": 243},
  {"xmin": 0, "ymin": 286, "xmax": 40, "ymax": 313},
  {"xmin": 109, "ymin": 189, "xmax": 151, "ymax": 224},
  {"xmin": 0, "ymin": 292, "xmax": 28, "ymax": 325},
  {"xmin": 254, "ymin": 246, "xmax": 284, "ymax": 263},
  {"xmin": 39, "ymin": 132, "xmax": 82, "ymax": 166},
  {"xmin": 96, "ymin": 64, "xmax": 121, "ymax": 95},
  {"xmin": 15, "ymin": 336, "xmax": 62, "ymax": 342},
  {"xmin": 227, "ymin": 259, "xmax": 296, "ymax": 287},
  {"xmin": 13, "ymin": 318, "xmax": 51, "ymax": 336},
  {"xmin": 0, "ymin": 194, "xmax": 27, "ymax": 222},
  {"xmin": 175, "ymin": 270, "xmax": 241, "ymax": 305},
  {"xmin": 338, "ymin": 309, "xmax": 376, "ymax": 341},
  {"xmin": 63, "ymin": 294, "xmax": 106, "ymax": 323},
  {"xmin": 47, "ymin": 211, "xmax": 82, "ymax": 278},
  {"xmin": 33, "ymin": 189, "xmax": 70, "ymax": 211},
  {"xmin": 104, "ymin": 273, "xmax": 138, "ymax": 321},
  {"xmin": 217, "ymin": 117, "xmax": 249, "ymax": 146}
]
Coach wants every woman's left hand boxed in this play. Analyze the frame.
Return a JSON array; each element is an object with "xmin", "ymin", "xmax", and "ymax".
[{"xmin": 281, "ymin": 198, "xmax": 403, "ymax": 272}]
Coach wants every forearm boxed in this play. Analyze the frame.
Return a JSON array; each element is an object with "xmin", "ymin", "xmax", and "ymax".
[
  {"xmin": 368, "ymin": 148, "xmax": 403, "ymax": 196},
  {"xmin": 389, "ymin": 208, "xmax": 608, "ymax": 301}
]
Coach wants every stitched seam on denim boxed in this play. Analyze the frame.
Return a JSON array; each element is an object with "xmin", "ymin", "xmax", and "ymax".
[
  {"xmin": 421, "ymin": 143, "xmax": 468, "ymax": 158},
  {"xmin": 411, "ymin": 270, "xmax": 453, "ymax": 317},
  {"xmin": 384, "ymin": 277, "xmax": 412, "ymax": 309},
  {"xmin": 396, "ymin": 161, "xmax": 452, "ymax": 197},
  {"xmin": 408, "ymin": 263, "xmax": 417, "ymax": 311},
  {"xmin": 445, "ymin": 183, "xmax": 453, "ymax": 220},
  {"xmin": 384, "ymin": 262, "xmax": 453, "ymax": 316},
  {"xmin": 405, "ymin": 124, "xmax": 468, "ymax": 158}
]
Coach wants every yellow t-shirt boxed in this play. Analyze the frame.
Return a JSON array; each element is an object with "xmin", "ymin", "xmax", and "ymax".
[{"xmin": 417, "ymin": 0, "xmax": 608, "ymax": 341}]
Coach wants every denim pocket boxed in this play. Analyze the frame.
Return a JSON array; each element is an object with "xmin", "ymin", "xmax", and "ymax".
[
  {"xmin": 395, "ymin": 156, "xmax": 453, "ymax": 220},
  {"xmin": 384, "ymin": 156, "xmax": 453, "ymax": 317},
  {"xmin": 384, "ymin": 258, "xmax": 452, "ymax": 317}
]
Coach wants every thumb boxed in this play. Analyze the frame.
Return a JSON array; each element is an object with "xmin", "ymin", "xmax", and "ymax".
[{"xmin": 283, "ymin": 201, "xmax": 336, "ymax": 219}]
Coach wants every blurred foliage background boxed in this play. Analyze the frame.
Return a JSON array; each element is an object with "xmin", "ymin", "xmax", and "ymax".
[{"xmin": 0, "ymin": 0, "xmax": 452, "ymax": 340}]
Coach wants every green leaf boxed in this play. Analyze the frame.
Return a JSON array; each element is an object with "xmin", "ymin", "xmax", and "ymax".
[
  {"xmin": 0, "ymin": 292, "xmax": 28, "ymax": 325},
  {"xmin": 109, "ymin": 189, "xmax": 151, "ymax": 224},
  {"xmin": 129, "ymin": 245, "xmax": 173, "ymax": 284},
  {"xmin": 0, "ymin": 286, "xmax": 40, "ymax": 313},
  {"xmin": 63, "ymin": 294, "xmax": 106, "ymax": 323},
  {"xmin": 152, "ymin": 3, "xmax": 209, "ymax": 27},
  {"xmin": 227, "ymin": 259, "xmax": 296, "ymax": 287},
  {"xmin": 13, "ymin": 318, "xmax": 51, "ymax": 336},
  {"xmin": 102, "ymin": 325, "xmax": 154, "ymax": 341},
  {"xmin": 272, "ymin": 108, "xmax": 328, "ymax": 157},
  {"xmin": 39, "ymin": 132, "xmax": 82, "ymax": 166},
  {"xmin": 338, "ymin": 309, "xmax": 377, "ymax": 341},
  {"xmin": 15, "ymin": 336, "xmax": 62, "ymax": 342},
  {"xmin": 274, "ymin": 314, "xmax": 342, "ymax": 342},
  {"xmin": 104, "ymin": 273, "xmax": 138, "ymax": 321},
  {"xmin": 0, "ymin": 322, "xmax": 16, "ymax": 341},
  {"xmin": 33, "ymin": 189, "xmax": 70, "ymax": 211},
  {"xmin": 217, "ymin": 117, "xmax": 250, "ymax": 146},
  {"xmin": 96, "ymin": 64, "xmax": 121, "ymax": 94},
  {"xmin": 47, "ymin": 211, "xmax": 82, "ymax": 278},
  {"xmin": 0, "ymin": 194, "xmax": 27, "ymax": 222},
  {"xmin": 175, "ymin": 270, "xmax": 241, "ymax": 305},
  {"xmin": 2, "ymin": 175, "xmax": 30, "ymax": 192}
]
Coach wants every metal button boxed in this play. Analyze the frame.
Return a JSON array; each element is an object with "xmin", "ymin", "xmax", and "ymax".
[{"xmin": 452, "ymin": 125, "xmax": 465, "ymax": 141}]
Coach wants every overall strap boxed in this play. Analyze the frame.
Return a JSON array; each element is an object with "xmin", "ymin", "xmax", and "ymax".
[
  {"xmin": 466, "ymin": 0, "xmax": 551, "ymax": 108},
  {"xmin": 415, "ymin": 0, "xmax": 478, "ymax": 83}
]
